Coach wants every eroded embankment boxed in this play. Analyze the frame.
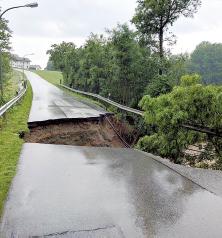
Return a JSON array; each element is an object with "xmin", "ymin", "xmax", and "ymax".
[{"xmin": 25, "ymin": 116, "xmax": 132, "ymax": 148}]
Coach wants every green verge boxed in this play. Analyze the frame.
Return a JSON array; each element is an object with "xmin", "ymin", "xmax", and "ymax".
[
  {"xmin": 27, "ymin": 69, "xmax": 62, "ymax": 86},
  {"xmin": 27, "ymin": 69, "xmax": 106, "ymax": 109},
  {"xmin": 0, "ymin": 80, "xmax": 33, "ymax": 219},
  {"xmin": 8, "ymin": 70, "xmax": 22, "ymax": 92}
]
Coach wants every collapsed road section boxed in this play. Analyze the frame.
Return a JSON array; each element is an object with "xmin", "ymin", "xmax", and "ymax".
[
  {"xmin": 25, "ymin": 116, "xmax": 130, "ymax": 148},
  {"xmin": 21, "ymin": 70, "xmax": 130, "ymax": 147}
]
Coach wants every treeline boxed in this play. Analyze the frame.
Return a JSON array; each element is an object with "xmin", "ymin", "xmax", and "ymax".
[
  {"xmin": 46, "ymin": 0, "xmax": 204, "ymax": 108},
  {"xmin": 47, "ymin": 23, "xmax": 191, "ymax": 108}
]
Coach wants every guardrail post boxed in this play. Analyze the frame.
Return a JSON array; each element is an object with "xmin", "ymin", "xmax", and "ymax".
[{"xmin": 16, "ymin": 90, "xmax": 18, "ymax": 104}]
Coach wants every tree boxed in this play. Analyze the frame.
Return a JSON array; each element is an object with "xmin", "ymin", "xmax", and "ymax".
[
  {"xmin": 137, "ymin": 74, "xmax": 222, "ymax": 168},
  {"xmin": 144, "ymin": 53, "xmax": 191, "ymax": 98},
  {"xmin": 144, "ymin": 74, "xmax": 172, "ymax": 97},
  {"xmin": 167, "ymin": 52, "xmax": 191, "ymax": 85},
  {"xmin": 64, "ymin": 46, "xmax": 80, "ymax": 88},
  {"xmin": 105, "ymin": 23, "xmax": 145, "ymax": 106},
  {"xmin": 131, "ymin": 0, "xmax": 201, "ymax": 74},
  {"xmin": 77, "ymin": 33, "xmax": 106, "ymax": 94},
  {"xmin": 190, "ymin": 41, "xmax": 222, "ymax": 85},
  {"xmin": 46, "ymin": 41, "xmax": 76, "ymax": 84},
  {"xmin": 0, "ymin": 17, "xmax": 13, "ymax": 105},
  {"xmin": 44, "ymin": 60, "xmax": 60, "ymax": 71}
]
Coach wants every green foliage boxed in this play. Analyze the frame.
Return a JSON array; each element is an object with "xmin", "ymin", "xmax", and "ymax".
[
  {"xmin": 190, "ymin": 41, "xmax": 222, "ymax": 85},
  {"xmin": 46, "ymin": 23, "xmax": 159, "ymax": 109},
  {"xmin": 105, "ymin": 23, "xmax": 147, "ymax": 106},
  {"xmin": 145, "ymin": 74, "xmax": 172, "ymax": 97},
  {"xmin": 44, "ymin": 60, "xmax": 60, "ymax": 71},
  {"xmin": 0, "ymin": 18, "xmax": 12, "ymax": 51},
  {"xmin": 131, "ymin": 0, "xmax": 201, "ymax": 57},
  {"xmin": 197, "ymin": 162, "xmax": 209, "ymax": 169},
  {"xmin": 0, "ymin": 18, "xmax": 13, "ymax": 101},
  {"xmin": 0, "ymin": 81, "xmax": 33, "ymax": 219},
  {"xmin": 167, "ymin": 53, "xmax": 191, "ymax": 85},
  {"xmin": 180, "ymin": 73, "xmax": 202, "ymax": 87},
  {"xmin": 46, "ymin": 41, "xmax": 76, "ymax": 84},
  {"xmin": 137, "ymin": 74, "xmax": 222, "ymax": 167}
]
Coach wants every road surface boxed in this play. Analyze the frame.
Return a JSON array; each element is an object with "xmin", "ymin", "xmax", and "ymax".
[
  {"xmin": 22, "ymin": 70, "xmax": 112, "ymax": 128},
  {"xmin": 1, "ymin": 143, "xmax": 222, "ymax": 237}
]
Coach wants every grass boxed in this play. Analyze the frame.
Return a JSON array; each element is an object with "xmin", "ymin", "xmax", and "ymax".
[
  {"xmin": 27, "ymin": 69, "xmax": 62, "ymax": 86},
  {"xmin": 8, "ymin": 70, "xmax": 23, "ymax": 93},
  {"xmin": 0, "ymin": 75, "xmax": 33, "ymax": 220}
]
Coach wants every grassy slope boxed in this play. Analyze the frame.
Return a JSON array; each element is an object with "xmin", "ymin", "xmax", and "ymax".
[
  {"xmin": 27, "ymin": 69, "xmax": 62, "ymax": 86},
  {"xmin": 8, "ymin": 70, "xmax": 22, "ymax": 92},
  {"xmin": 0, "ymin": 73, "xmax": 33, "ymax": 219}
]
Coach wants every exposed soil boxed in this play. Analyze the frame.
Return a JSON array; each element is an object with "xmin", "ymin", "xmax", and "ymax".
[{"xmin": 25, "ymin": 116, "xmax": 133, "ymax": 148}]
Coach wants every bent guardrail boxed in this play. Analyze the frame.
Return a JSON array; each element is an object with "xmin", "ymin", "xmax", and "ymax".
[
  {"xmin": 59, "ymin": 84, "xmax": 144, "ymax": 116},
  {"xmin": 0, "ymin": 88, "xmax": 27, "ymax": 117},
  {"xmin": 59, "ymin": 84, "xmax": 222, "ymax": 138}
]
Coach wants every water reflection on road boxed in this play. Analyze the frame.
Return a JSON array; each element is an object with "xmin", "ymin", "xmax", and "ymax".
[
  {"xmin": 82, "ymin": 147, "xmax": 222, "ymax": 237},
  {"xmin": 1, "ymin": 144, "xmax": 222, "ymax": 237}
]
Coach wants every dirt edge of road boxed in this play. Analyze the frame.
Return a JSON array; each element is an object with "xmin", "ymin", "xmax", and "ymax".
[{"xmin": 24, "ymin": 116, "xmax": 134, "ymax": 148}]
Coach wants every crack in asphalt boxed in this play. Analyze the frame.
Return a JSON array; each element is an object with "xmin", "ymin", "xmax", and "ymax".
[{"xmin": 43, "ymin": 225, "xmax": 125, "ymax": 237}]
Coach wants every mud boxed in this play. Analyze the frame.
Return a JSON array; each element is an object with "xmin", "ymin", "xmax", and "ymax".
[{"xmin": 25, "ymin": 116, "xmax": 133, "ymax": 148}]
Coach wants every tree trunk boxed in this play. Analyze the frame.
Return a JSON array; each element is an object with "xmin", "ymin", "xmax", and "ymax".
[{"xmin": 159, "ymin": 18, "xmax": 164, "ymax": 75}]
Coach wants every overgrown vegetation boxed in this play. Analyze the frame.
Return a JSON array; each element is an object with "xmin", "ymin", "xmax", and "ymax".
[
  {"xmin": 0, "ymin": 79, "xmax": 33, "ymax": 219},
  {"xmin": 137, "ymin": 74, "xmax": 222, "ymax": 169}
]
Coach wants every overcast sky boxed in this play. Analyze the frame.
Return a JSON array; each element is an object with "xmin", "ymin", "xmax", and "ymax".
[{"xmin": 0, "ymin": 0, "xmax": 222, "ymax": 69}]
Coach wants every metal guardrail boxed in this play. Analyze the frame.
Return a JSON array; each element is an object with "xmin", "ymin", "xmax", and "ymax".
[
  {"xmin": 59, "ymin": 84, "xmax": 145, "ymax": 116},
  {"xmin": 0, "ymin": 88, "xmax": 27, "ymax": 117},
  {"xmin": 59, "ymin": 84, "xmax": 222, "ymax": 138}
]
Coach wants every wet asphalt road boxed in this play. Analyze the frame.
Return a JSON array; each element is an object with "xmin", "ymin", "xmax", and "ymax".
[
  {"xmin": 22, "ymin": 70, "xmax": 111, "ymax": 127},
  {"xmin": 1, "ymin": 143, "xmax": 222, "ymax": 237},
  {"xmin": 1, "ymin": 71, "xmax": 222, "ymax": 237}
]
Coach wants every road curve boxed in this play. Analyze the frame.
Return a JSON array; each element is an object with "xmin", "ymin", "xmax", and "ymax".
[{"xmin": 22, "ymin": 70, "xmax": 112, "ymax": 127}]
